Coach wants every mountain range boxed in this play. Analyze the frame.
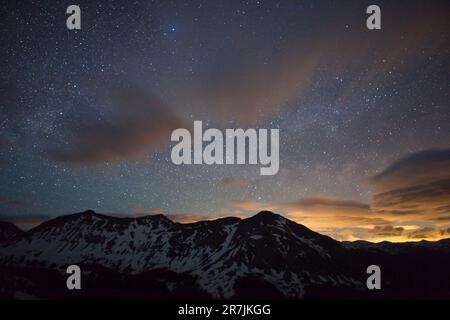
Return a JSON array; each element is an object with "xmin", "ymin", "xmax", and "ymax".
[{"xmin": 0, "ymin": 210, "xmax": 449, "ymax": 300}]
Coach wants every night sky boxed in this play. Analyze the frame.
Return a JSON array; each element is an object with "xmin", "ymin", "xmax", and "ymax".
[{"xmin": 1, "ymin": 0, "xmax": 449, "ymax": 242}]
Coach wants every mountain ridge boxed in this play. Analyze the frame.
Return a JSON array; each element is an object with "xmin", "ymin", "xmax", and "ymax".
[
  {"xmin": 1, "ymin": 209, "xmax": 448, "ymax": 245},
  {"xmin": 1, "ymin": 210, "xmax": 449, "ymax": 299}
]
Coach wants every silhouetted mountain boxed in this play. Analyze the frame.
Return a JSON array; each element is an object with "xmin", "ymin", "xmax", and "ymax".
[
  {"xmin": 342, "ymin": 238, "xmax": 450, "ymax": 253},
  {"xmin": 0, "ymin": 210, "xmax": 449, "ymax": 300},
  {"xmin": 0, "ymin": 221, "xmax": 24, "ymax": 243}
]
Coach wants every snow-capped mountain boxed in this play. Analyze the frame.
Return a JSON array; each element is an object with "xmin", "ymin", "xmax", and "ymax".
[{"xmin": 0, "ymin": 210, "xmax": 449, "ymax": 299}]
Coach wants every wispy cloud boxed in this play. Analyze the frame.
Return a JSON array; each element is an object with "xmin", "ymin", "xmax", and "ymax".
[
  {"xmin": 49, "ymin": 87, "xmax": 185, "ymax": 164},
  {"xmin": 371, "ymin": 149, "xmax": 450, "ymax": 221}
]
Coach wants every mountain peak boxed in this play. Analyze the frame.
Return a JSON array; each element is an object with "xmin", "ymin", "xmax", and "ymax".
[
  {"xmin": 0, "ymin": 220, "xmax": 24, "ymax": 242},
  {"xmin": 256, "ymin": 210, "xmax": 276, "ymax": 216},
  {"xmin": 252, "ymin": 210, "xmax": 283, "ymax": 220},
  {"xmin": 244, "ymin": 211, "xmax": 288, "ymax": 226}
]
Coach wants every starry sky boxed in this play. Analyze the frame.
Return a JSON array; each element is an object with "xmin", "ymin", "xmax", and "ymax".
[{"xmin": 1, "ymin": 0, "xmax": 449, "ymax": 242}]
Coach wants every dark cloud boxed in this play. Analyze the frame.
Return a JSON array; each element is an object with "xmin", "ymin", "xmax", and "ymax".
[
  {"xmin": 370, "ymin": 149, "xmax": 450, "ymax": 219},
  {"xmin": 433, "ymin": 215, "xmax": 450, "ymax": 222},
  {"xmin": 408, "ymin": 227, "xmax": 437, "ymax": 239},
  {"xmin": 372, "ymin": 179, "xmax": 450, "ymax": 214},
  {"xmin": 49, "ymin": 88, "xmax": 185, "ymax": 164},
  {"xmin": 369, "ymin": 225, "xmax": 405, "ymax": 237},
  {"xmin": 371, "ymin": 149, "xmax": 450, "ymax": 191}
]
